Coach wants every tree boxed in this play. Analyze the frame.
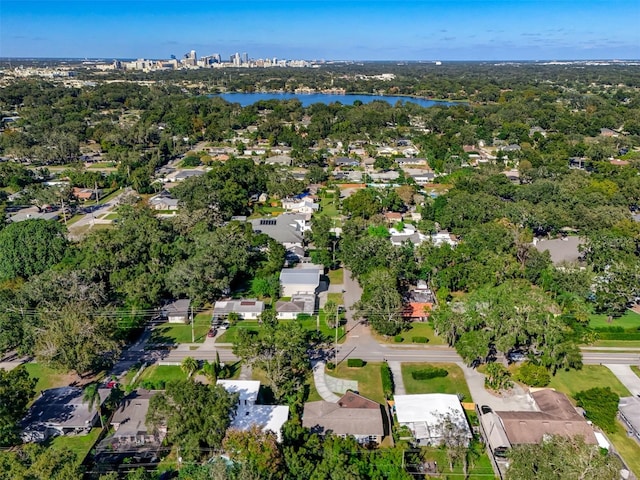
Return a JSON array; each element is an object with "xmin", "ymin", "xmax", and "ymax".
[
  {"xmin": 484, "ymin": 362, "xmax": 512, "ymax": 391},
  {"xmin": 146, "ymin": 380, "xmax": 238, "ymax": 460},
  {"xmin": 0, "ymin": 444, "xmax": 83, "ymax": 480},
  {"xmin": 436, "ymin": 409, "xmax": 472, "ymax": 474},
  {"xmin": 82, "ymin": 382, "xmax": 104, "ymax": 429},
  {"xmin": 515, "ymin": 362, "xmax": 550, "ymax": 387},
  {"xmin": 355, "ymin": 268, "xmax": 404, "ymax": 336},
  {"xmin": 506, "ymin": 435, "xmax": 620, "ymax": 480},
  {"xmin": 233, "ymin": 320, "xmax": 309, "ymax": 401},
  {"xmin": 0, "ymin": 366, "xmax": 36, "ymax": 446},
  {"xmin": 0, "ymin": 220, "xmax": 67, "ymax": 281},
  {"xmin": 574, "ymin": 387, "xmax": 619, "ymax": 433},
  {"xmin": 223, "ymin": 426, "xmax": 284, "ymax": 479},
  {"xmin": 181, "ymin": 356, "xmax": 199, "ymax": 378}
]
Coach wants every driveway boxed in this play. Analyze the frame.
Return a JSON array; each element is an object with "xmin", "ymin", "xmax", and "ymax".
[
  {"xmin": 605, "ymin": 364, "xmax": 640, "ymax": 396},
  {"xmin": 457, "ymin": 362, "xmax": 538, "ymax": 411}
]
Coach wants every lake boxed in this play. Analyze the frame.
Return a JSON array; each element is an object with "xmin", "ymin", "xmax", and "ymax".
[{"xmin": 214, "ymin": 92, "xmax": 456, "ymax": 108}]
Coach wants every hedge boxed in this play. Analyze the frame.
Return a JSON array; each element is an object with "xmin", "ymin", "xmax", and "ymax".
[
  {"xmin": 412, "ymin": 336, "xmax": 429, "ymax": 343},
  {"xmin": 394, "ymin": 335, "xmax": 404, "ymax": 342},
  {"xmin": 381, "ymin": 362, "xmax": 394, "ymax": 398},
  {"xmin": 347, "ymin": 358, "xmax": 365, "ymax": 368},
  {"xmin": 597, "ymin": 332, "xmax": 640, "ymax": 340},
  {"xmin": 411, "ymin": 366, "xmax": 448, "ymax": 380}
]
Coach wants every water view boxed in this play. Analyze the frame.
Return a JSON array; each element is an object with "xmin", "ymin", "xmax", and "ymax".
[{"xmin": 215, "ymin": 92, "xmax": 456, "ymax": 108}]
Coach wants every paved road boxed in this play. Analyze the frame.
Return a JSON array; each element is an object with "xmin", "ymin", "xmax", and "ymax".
[{"xmin": 67, "ymin": 188, "xmax": 132, "ymax": 240}]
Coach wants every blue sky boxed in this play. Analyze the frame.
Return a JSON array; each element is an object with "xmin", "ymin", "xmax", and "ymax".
[{"xmin": 1, "ymin": 0, "xmax": 639, "ymax": 60}]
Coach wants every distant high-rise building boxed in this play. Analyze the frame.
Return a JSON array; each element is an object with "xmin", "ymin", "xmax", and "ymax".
[
  {"xmin": 232, "ymin": 52, "xmax": 241, "ymax": 66},
  {"xmin": 242, "ymin": 52, "xmax": 248, "ymax": 64}
]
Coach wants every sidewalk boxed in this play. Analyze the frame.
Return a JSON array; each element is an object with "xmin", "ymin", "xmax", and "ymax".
[
  {"xmin": 312, "ymin": 361, "xmax": 340, "ymax": 402},
  {"xmin": 387, "ymin": 361, "xmax": 406, "ymax": 395}
]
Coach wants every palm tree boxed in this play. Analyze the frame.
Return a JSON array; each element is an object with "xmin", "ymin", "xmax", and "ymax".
[
  {"xmin": 83, "ymin": 383, "xmax": 104, "ymax": 429},
  {"xmin": 181, "ymin": 356, "xmax": 199, "ymax": 379}
]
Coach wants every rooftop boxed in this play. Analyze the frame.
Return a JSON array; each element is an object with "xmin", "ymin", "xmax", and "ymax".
[{"xmin": 303, "ymin": 392, "xmax": 385, "ymax": 437}]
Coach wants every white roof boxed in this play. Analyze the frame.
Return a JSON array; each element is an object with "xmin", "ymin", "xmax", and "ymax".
[
  {"xmin": 394, "ymin": 394, "xmax": 471, "ymax": 440},
  {"xmin": 217, "ymin": 380, "xmax": 260, "ymax": 404},
  {"xmin": 594, "ymin": 431, "xmax": 610, "ymax": 450},
  {"xmin": 229, "ymin": 405, "xmax": 290, "ymax": 442}
]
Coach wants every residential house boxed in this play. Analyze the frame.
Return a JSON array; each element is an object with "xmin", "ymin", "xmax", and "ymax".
[
  {"xmin": 281, "ymin": 198, "xmax": 319, "ymax": 214},
  {"xmin": 217, "ymin": 380, "xmax": 289, "ymax": 442},
  {"xmin": 166, "ymin": 169, "xmax": 206, "ymax": 182},
  {"xmin": 394, "ymin": 394, "xmax": 472, "ymax": 446},
  {"xmin": 430, "ymin": 231, "xmax": 458, "ymax": 247},
  {"xmin": 213, "ymin": 299, "xmax": 264, "ymax": 320},
  {"xmin": 148, "ymin": 192, "xmax": 179, "ymax": 211},
  {"xmin": 250, "ymin": 213, "xmax": 311, "ymax": 249},
  {"xmin": 369, "ymin": 171, "xmax": 399, "ymax": 182},
  {"xmin": 389, "ymin": 224, "xmax": 428, "ymax": 247},
  {"xmin": 96, "ymin": 390, "xmax": 165, "ymax": 455},
  {"xmin": 529, "ymin": 126, "xmax": 547, "ymax": 137},
  {"xmin": 334, "ymin": 157, "xmax": 360, "ymax": 168},
  {"xmin": 498, "ymin": 144, "xmax": 521, "ymax": 153},
  {"xmin": 163, "ymin": 299, "xmax": 191, "ymax": 323},
  {"xmin": 619, "ymin": 396, "xmax": 640, "ymax": 441},
  {"xmin": 302, "ymin": 391, "xmax": 387, "ymax": 445},
  {"xmin": 384, "ymin": 212, "xmax": 403, "ymax": 224},
  {"xmin": 479, "ymin": 389, "xmax": 599, "ymax": 464},
  {"xmin": 402, "ymin": 168, "xmax": 436, "ymax": 185},
  {"xmin": 265, "ymin": 155, "xmax": 293, "ymax": 166},
  {"xmin": 403, "ymin": 281, "xmax": 435, "ymax": 321},
  {"xmin": 21, "ymin": 386, "xmax": 110, "ymax": 442},
  {"xmin": 279, "ymin": 264, "xmax": 323, "ymax": 297},
  {"xmin": 396, "ymin": 157, "xmax": 427, "ymax": 167},
  {"xmin": 72, "ymin": 187, "xmax": 100, "ymax": 201},
  {"xmin": 276, "ymin": 293, "xmax": 316, "ymax": 319}
]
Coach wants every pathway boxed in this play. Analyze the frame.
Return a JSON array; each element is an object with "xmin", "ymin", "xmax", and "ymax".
[
  {"xmin": 324, "ymin": 372, "xmax": 358, "ymax": 394},
  {"xmin": 456, "ymin": 362, "xmax": 538, "ymax": 411},
  {"xmin": 312, "ymin": 361, "xmax": 340, "ymax": 402},
  {"xmin": 239, "ymin": 364, "xmax": 253, "ymax": 381},
  {"xmin": 387, "ymin": 361, "xmax": 406, "ymax": 395},
  {"xmin": 604, "ymin": 364, "xmax": 640, "ymax": 396}
]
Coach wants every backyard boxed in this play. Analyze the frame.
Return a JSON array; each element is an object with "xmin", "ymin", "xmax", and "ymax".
[
  {"xmin": 589, "ymin": 310, "xmax": 640, "ymax": 329},
  {"xmin": 401, "ymin": 363, "xmax": 472, "ymax": 402},
  {"xmin": 415, "ymin": 443, "xmax": 496, "ymax": 480},
  {"xmin": 548, "ymin": 365, "xmax": 630, "ymax": 398},
  {"xmin": 48, "ymin": 428, "xmax": 102, "ymax": 462}
]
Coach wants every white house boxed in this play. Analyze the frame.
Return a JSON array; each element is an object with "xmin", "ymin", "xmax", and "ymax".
[
  {"xmin": 217, "ymin": 380, "xmax": 289, "ymax": 442},
  {"xmin": 279, "ymin": 264, "xmax": 323, "ymax": 297},
  {"xmin": 276, "ymin": 294, "xmax": 316, "ymax": 319},
  {"xmin": 164, "ymin": 299, "xmax": 191, "ymax": 323},
  {"xmin": 213, "ymin": 299, "xmax": 264, "ymax": 320},
  {"xmin": 394, "ymin": 394, "xmax": 472, "ymax": 446},
  {"xmin": 281, "ymin": 199, "xmax": 319, "ymax": 214}
]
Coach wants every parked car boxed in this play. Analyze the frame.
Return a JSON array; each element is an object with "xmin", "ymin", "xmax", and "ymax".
[
  {"xmin": 207, "ymin": 328, "xmax": 217, "ymax": 338},
  {"xmin": 507, "ymin": 351, "xmax": 526, "ymax": 363},
  {"xmin": 219, "ymin": 321, "xmax": 230, "ymax": 330}
]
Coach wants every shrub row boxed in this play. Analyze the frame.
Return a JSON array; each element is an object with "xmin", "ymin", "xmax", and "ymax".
[
  {"xmin": 411, "ymin": 366, "xmax": 448, "ymax": 380},
  {"xmin": 597, "ymin": 332, "xmax": 640, "ymax": 340},
  {"xmin": 412, "ymin": 336, "xmax": 429, "ymax": 343},
  {"xmin": 347, "ymin": 358, "xmax": 365, "ymax": 368},
  {"xmin": 381, "ymin": 362, "xmax": 394, "ymax": 398},
  {"xmin": 394, "ymin": 335, "xmax": 404, "ymax": 342}
]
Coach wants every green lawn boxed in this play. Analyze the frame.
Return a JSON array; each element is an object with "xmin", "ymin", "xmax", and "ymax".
[
  {"xmin": 548, "ymin": 365, "xmax": 630, "ymax": 398},
  {"xmin": 331, "ymin": 362, "xmax": 385, "ymax": 404},
  {"xmin": 217, "ymin": 316, "xmax": 346, "ymax": 344},
  {"xmin": 376, "ymin": 322, "xmax": 445, "ymax": 346},
  {"xmin": 327, "ymin": 292, "xmax": 344, "ymax": 305},
  {"xmin": 401, "ymin": 363, "xmax": 472, "ymax": 402},
  {"xmin": 136, "ymin": 365, "xmax": 187, "ymax": 386},
  {"xmin": 150, "ymin": 311, "xmax": 212, "ymax": 344},
  {"xmin": 104, "ymin": 213, "xmax": 119, "ymax": 220},
  {"xmin": 608, "ymin": 421, "xmax": 640, "ymax": 477},
  {"xmin": 632, "ymin": 366, "xmax": 640, "ymax": 377},
  {"xmin": 328, "ymin": 268, "xmax": 344, "ymax": 285},
  {"xmin": 418, "ymin": 443, "xmax": 497, "ymax": 480},
  {"xmin": 23, "ymin": 363, "xmax": 78, "ymax": 393},
  {"xmin": 318, "ymin": 195, "xmax": 341, "ymax": 218},
  {"xmin": 589, "ymin": 310, "xmax": 640, "ymax": 329},
  {"xmin": 586, "ymin": 340, "xmax": 640, "ymax": 348},
  {"xmin": 49, "ymin": 428, "xmax": 102, "ymax": 461}
]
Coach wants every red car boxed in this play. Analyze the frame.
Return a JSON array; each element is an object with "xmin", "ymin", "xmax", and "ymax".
[{"xmin": 207, "ymin": 328, "xmax": 217, "ymax": 338}]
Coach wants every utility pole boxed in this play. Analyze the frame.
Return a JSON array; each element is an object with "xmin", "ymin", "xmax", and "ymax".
[
  {"xmin": 190, "ymin": 305, "xmax": 195, "ymax": 343},
  {"xmin": 334, "ymin": 307, "xmax": 339, "ymax": 366}
]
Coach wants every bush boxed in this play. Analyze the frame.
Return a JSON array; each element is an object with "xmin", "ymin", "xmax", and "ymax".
[
  {"xmin": 326, "ymin": 362, "xmax": 335, "ymax": 370},
  {"xmin": 575, "ymin": 387, "xmax": 619, "ymax": 433},
  {"xmin": 515, "ymin": 361, "xmax": 550, "ymax": 387},
  {"xmin": 412, "ymin": 336, "xmax": 429, "ymax": 343},
  {"xmin": 140, "ymin": 379, "xmax": 166, "ymax": 390},
  {"xmin": 411, "ymin": 366, "xmax": 448, "ymax": 380},
  {"xmin": 381, "ymin": 362, "xmax": 394, "ymax": 398},
  {"xmin": 347, "ymin": 358, "xmax": 365, "ymax": 368},
  {"xmin": 394, "ymin": 335, "xmax": 404, "ymax": 342}
]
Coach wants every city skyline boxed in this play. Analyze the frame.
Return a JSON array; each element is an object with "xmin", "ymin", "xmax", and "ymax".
[{"xmin": 1, "ymin": 0, "xmax": 639, "ymax": 61}]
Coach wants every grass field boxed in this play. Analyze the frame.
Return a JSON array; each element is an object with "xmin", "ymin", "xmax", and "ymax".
[
  {"xmin": 318, "ymin": 195, "xmax": 341, "ymax": 218},
  {"xmin": 23, "ymin": 363, "xmax": 82, "ymax": 392},
  {"xmin": 327, "ymin": 292, "xmax": 344, "ymax": 305},
  {"xmin": 589, "ymin": 310, "xmax": 640, "ymax": 329},
  {"xmin": 328, "ymin": 268, "xmax": 344, "ymax": 285},
  {"xmin": 150, "ymin": 311, "xmax": 212, "ymax": 344},
  {"xmin": 136, "ymin": 365, "xmax": 187, "ymax": 386},
  {"xmin": 376, "ymin": 322, "xmax": 445, "ymax": 346},
  {"xmin": 586, "ymin": 340, "xmax": 640, "ymax": 348},
  {"xmin": 217, "ymin": 316, "xmax": 346, "ymax": 344},
  {"xmin": 548, "ymin": 365, "xmax": 630, "ymax": 398},
  {"xmin": 331, "ymin": 362, "xmax": 385, "ymax": 404},
  {"xmin": 48, "ymin": 428, "xmax": 102, "ymax": 461},
  {"xmin": 608, "ymin": 421, "xmax": 640, "ymax": 477},
  {"xmin": 632, "ymin": 366, "xmax": 640, "ymax": 377},
  {"xmin": 401, "ymin": 363, "xmax": 472, "ymax": 401}
]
